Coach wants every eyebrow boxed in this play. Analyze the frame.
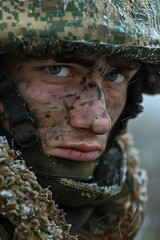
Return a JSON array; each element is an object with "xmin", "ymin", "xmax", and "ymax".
[
  {"xmin": 109, "ymin": 61, "xmax": 141, "ymax": 71},
  {"xmin": 52, "ymin": 55, "xmax": 95, "ymax": 68}
]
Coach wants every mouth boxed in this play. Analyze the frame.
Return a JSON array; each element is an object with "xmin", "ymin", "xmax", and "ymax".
[{"xmin": 53, "ymin": 144, "xmax": 102, "ymax": 161}]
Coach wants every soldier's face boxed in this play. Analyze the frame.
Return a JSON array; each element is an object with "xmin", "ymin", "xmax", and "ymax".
[{"xmin": 1, "ymin": 54, "xmax": 140, "ymax": 161}]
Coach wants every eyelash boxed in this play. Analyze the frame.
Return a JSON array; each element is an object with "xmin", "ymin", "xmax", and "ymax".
[
  {"xmin": 40, "ymin": 64, "xmax": 131, "ymax": 85},
  {"xmin": 42, "ymin": 65, "xmax": 72, "ymax": 77},
  {"xmin": 103, "ymin": 70, "xmax": 127, "ymax": 83}
]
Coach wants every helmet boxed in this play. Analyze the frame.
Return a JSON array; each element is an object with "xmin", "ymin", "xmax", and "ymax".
[{"xmin": 0, "ymin": 2, "xmax": 160, "ymax": 66}]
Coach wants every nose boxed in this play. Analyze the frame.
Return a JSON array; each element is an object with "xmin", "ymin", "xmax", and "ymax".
[{"xmin": 69, "ymin": 84, "xmax": 111, "ymax": 135}]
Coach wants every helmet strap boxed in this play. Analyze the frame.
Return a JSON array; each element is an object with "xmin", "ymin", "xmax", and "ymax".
[{"xmin": 0, "ymin": 64, "xmax": 39, "ymax": 148}]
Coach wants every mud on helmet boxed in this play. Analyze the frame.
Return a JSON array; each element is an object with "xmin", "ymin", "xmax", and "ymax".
[{"xmin": 0, "ymin": 0, "xmax": 160, "ymax": 207}]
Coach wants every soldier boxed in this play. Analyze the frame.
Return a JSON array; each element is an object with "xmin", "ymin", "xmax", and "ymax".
[{"xmin": 0, "ymin": 0, "xmax": 159, "ymax": 239}]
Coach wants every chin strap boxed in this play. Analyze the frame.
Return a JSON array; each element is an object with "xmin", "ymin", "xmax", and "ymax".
[
  {"xmin": 21, "ymin": 139, "xmax": 129, "ymax": 207},
  {"xmin": 0, "ymin": 64, "xmax": 39, "ymax": 148}
]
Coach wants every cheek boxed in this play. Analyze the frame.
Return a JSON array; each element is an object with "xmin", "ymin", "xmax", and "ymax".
[
  {"xmin": 106, "ymin": 89, "xmax": 127, "ymax": 124},
  {"xmin": 16, "ymin": 81, "xmax": 68, "ymax": 127}
]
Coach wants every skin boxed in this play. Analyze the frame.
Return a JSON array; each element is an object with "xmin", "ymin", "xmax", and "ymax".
[{"xmin": 0, "ymin": 54, "xmax": 140, "ymax": 162}]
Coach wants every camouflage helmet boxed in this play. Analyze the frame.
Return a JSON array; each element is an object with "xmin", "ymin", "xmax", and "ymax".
[{"xmin": 0, "ymin": 0, "xmax": 160, "ymax": 94}]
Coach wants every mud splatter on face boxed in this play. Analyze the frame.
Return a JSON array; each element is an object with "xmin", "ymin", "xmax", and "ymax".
[
  {"xmin": 5, "ymin": 54, "xmax": 133, "ymax": 161},
  {"xmin": 95, "ymin": 84, "xmax": 102, "ymax": 100},
  {"xmin": 93, "ymin": 62, "xmax": 106, "ymax": 77},
  {"xmin": 63, "ymin": 99, "xmax": 70, "ymax": 111},
  {"xmin": 81, "ymin": 81, "xmax": 104, "ymax": 102},
  {"xmin": 80, "ymin": 76, "xmax": 87, "ymax": 85},
  {"xmin": 45, "ymin": 111, "xmax": 51, "ymax": 118},
  {"xmin": 59, "ymin": 93, "xmax": 77, "ymax": 99},
  {"xmin": 75, "ymin": 95, "xmax": 80, "ymax": 100}
]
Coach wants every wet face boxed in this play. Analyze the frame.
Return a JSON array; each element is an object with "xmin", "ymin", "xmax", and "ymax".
[{"xmin": 2, "ymin": 54, "xmax": 140, "ymax": 161}]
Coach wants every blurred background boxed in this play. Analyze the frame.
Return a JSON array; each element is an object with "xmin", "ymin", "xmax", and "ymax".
[{"xmin": 128, "ymin": 94, "xmax": 160, "ymax": 240}]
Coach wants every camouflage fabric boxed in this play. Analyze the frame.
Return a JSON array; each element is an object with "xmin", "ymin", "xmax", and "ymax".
[
  {"xmin": 0, "ymin": 0, "xmax": 159, "ymax": 43},
  {"xmin": 0, "ymin": 0, "xmax": 159, "ymax": 60},
  {"xmin": 0, "ymin": 136, "xmax": 77, "ymax": 240}
]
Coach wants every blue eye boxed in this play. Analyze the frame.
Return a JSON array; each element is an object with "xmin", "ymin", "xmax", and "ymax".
[
  {"xmin": 104, "ymin": 73, "xmax": 125, "ymax": 83},
  {"xmin": 45, "ymin": 66, "xmax": 70, "ymax": 76},
  {"xmin": 48, "ymin": 66, "xmax": 62, "ymax": 75}
]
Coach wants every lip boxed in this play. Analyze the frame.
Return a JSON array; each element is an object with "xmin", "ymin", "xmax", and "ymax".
[{"xmin": 53, "ymin": 143, "xmax": 102, "ymax": 161}]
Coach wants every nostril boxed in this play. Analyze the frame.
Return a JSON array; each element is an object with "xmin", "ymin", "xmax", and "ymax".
[{"xmin": 69, "ymin": 108, "xmax": 111, "ymax": 134}]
